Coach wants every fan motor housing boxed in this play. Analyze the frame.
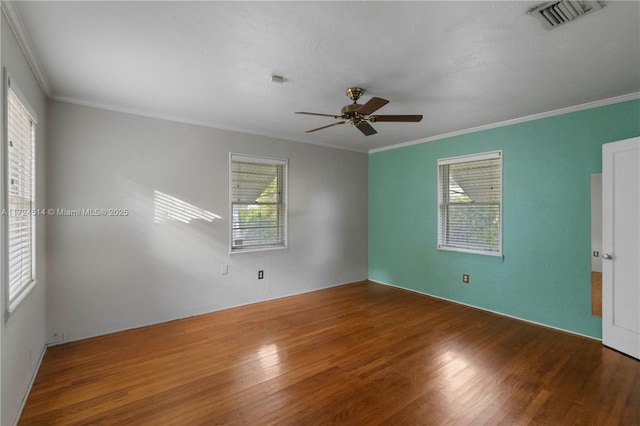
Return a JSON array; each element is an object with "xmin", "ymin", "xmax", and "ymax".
[{"xmin": 341, "ymin": 103, "xmax": 363, "ymax": 117}]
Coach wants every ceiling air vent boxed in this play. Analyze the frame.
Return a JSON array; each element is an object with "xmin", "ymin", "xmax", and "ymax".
[{"xmin": 529, "ymin": 1, "xmax": 604, "ymax": 30}]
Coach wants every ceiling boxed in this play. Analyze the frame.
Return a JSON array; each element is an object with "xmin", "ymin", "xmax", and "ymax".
[{"xmin": 7, "ymin": 1, "xmax": 640, "ymax": 153}]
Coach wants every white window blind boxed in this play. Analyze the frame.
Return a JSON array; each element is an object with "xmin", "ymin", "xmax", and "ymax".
[
  {"xmin": 6, "ymin": 87, "xmax": 36, "ymax": 311},
  {"xmin": 230, "ymin": 154, "xmax": 287, "ymax": 252},
  {"xmin": 438, "ymin": 151, "xmax": 502, "ymax": 256}
]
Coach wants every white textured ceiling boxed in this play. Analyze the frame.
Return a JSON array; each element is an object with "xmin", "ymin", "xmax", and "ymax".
[{"xmin": 9, "ymin": 1, "xmax": 640, "ymax": 152}]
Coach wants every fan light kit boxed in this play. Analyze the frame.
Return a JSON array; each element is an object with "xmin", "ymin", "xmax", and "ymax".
[{"xmin": 296, "ymin": 87, "xmax": 422, "ymax": 136}]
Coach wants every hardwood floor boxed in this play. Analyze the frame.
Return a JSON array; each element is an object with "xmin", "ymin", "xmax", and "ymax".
[{"xmin": 20, "ymin": 281, "xmax": 639, "ymax": 425}]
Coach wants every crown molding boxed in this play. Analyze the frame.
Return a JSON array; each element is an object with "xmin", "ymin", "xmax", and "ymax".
[
  {"xmin": 1, "ymin": 1, "xmax": 51, "ymax": 96},
  {"xmin": 369, "ymin": 92, "xmax": 640, "ymax": 154},
  {"xmin": 50, "ymin": 94, "xmax": 369, "ymax": 154}
]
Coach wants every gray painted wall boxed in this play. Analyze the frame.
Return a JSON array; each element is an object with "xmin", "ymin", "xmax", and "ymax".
[
  {"xmin": 1, "ymin": 12, "xmax": 48, "ymax": 426},
  {"xmin": 45, "ymin": 100, "xmax": 368, "ymax": 343}
]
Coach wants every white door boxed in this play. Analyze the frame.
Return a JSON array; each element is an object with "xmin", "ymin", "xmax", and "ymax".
[{"xmin": 602, "ymin": 137, "xmax": 640, "ymax": 359}]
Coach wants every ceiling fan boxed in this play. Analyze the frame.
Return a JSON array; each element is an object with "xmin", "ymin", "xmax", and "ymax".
[{"xmin": 295, "ymin": 87, "xmax": 423, "ymax": 136}]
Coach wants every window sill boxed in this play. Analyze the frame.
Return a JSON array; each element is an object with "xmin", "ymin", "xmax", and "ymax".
[
  {"xmin": 437, "ymin": 246, "xmax": 503, "ymax": 257},
  {"xmin": 230, "ymin": 245, "xmax": 288, "ymax": 255}
]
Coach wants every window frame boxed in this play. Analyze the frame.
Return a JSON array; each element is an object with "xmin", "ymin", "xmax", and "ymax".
[
  {"xmin": 437, "ymin": 150, "xmax": 503, "ymax": 257},
  {"xmin": 229, "ymin": 153, "xmax": 288, "ymax": 254},
  {"xmin": 3, "ymin": 72, "xmax": 38, "ymax": 313}
]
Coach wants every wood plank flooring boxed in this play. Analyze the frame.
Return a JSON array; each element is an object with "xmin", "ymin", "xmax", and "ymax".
[{"xmin": 20, "ymin": 281, "xmax": 639, "ymax": 425}]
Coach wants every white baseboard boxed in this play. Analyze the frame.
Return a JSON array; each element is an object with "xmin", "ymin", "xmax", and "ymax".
[
  {"xmin": 369, "ymin": 279, "xmax": 601, "ymax": 341},
  {"xmin": 47, "ymin": 278, "xmax": 369, "ymax": 346},
  {"xmin": 13, "ymin": 343, "xmax": 47, "ymax": 426}
]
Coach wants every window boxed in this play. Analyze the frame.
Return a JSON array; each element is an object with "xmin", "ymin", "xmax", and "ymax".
[
  {"xmin": 438, "ymin": 151, "xmax": 502, "ymax": 256},
  {"xmin": 5, "ymin": 84, "xmax": 37, "ymax": 311},
  {"xmin": 230, "ymin": 154, "xmax": 287, "ymax": 252}
]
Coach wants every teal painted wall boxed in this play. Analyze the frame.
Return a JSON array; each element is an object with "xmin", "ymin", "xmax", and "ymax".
[{"xmin": 369, "ymin": 99, "xmax": 640, "ymax": 338}]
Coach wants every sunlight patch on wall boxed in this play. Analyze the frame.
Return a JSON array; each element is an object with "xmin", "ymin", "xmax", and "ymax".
[{"xmin": 154, "ymin": 190, "xmax": 221, "ymax": 224}]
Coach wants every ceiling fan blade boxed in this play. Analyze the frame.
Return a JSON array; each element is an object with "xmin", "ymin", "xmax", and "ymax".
[
  {"xmin": 356, "ymin": 121, "xmax": 377, "ymax": 136},
  {"xmin": 357, "ymin": 97, "xmax": 389, "ymax": 116},
  {"xmin": 305, "ymin": 121, "xmax": 346, "ymax": 133},
  {"xmin": 370, "ymin": 114, "xmax": 423, "ymax": 122},
  {"xmin": 296, "ymin": 112, "xmax": 341, "ymax": 118}
]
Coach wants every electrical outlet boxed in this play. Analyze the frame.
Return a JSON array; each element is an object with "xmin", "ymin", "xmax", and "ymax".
[
  {"xmin": 462, "ymin": 274, "xmax": 470, "ymax": 284},
  {"xmin": 220, "ymin": 264, "xmax": 228, "ymax": 275},
  {"xmin": 258, "ymin": 270, "xmax": 264, "ymax": 279},
  {"xmin": 593, "ymin": 251, "xmax": 599, "ymax": 257}
]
